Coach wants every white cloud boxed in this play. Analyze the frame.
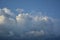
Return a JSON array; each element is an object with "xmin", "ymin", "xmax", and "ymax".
[
  {"xmin": 2, "ymin": 8, "xmax": 10, "ymax": 13},
  {"xmin": 0, "ymin": 8, "xmax": 15, "ymax": 18},
  {"xmin": 0, "ymin": 8, "xmax": 60, "ymax": 37}
]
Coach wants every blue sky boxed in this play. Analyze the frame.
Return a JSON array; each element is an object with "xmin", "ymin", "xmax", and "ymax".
[{"xmin": 0, "ymin": 0, "xmax": 60, "ymax": 18}]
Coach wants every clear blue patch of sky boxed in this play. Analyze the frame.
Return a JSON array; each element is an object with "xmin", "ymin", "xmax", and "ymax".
[{"xmin": 0, "ymin": 0, "xmax": 60, "ymax": 18}]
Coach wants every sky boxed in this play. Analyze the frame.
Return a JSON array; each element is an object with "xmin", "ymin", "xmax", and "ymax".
[
  {"xmin": 0, "ymin": 0, "xmax": 60, "ymax": 40},
  {"xmin": 0, "ymin": 0, "xmax": 60, "ymax": 18}
]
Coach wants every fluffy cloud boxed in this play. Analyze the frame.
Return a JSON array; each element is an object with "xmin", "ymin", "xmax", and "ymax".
[
  {"xmin": 0, "ymin": 8, "xmax": 60, "ymax": 38},
  {"xmin": 16, "ymin": 13, "xmax": 58, "ymax": 36},
  {"xmin": 0, "ymin": 8, "xmax": 16, "ymax": 18},
  {"xmin": 0, "ymin": 8, "xmax": 16, "ymax": 37}
]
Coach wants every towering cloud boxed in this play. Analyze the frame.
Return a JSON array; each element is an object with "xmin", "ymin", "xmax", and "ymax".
[{"xmin": 0, "ymin": 8, "xmax": 60, "ymax": 38}]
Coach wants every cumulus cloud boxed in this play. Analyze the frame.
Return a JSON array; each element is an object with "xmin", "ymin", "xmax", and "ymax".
[
  {"xmin": 0, "ymin": 8, "xmax": 16, "ymax": 37},
  {"xmin": 0, "ymin": 8, "xmax": 60, "ymax": 38},
  {"xmin": 0, "ymin": 8, "xmax": 16, "ymax": 18}
]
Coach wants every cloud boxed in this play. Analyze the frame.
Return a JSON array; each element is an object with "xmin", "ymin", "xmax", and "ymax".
[
  {"xmin": 0, "ymin": 8, "xmax": 60, "ymax": 38},
  {"xmin": 16, "ymin": 13, "xmax": 55, "ymax": 36},
  {"xmin": 25, "ymin": 30, "xmax": 44, "ymax": 37},
  {"xmin": 0, "ymin": 15, "xmax": 5, "ymax": 24},
  {"xmin": 16, "ymin": 8, "xmax": 24, "ymax": 14},
  {"xmin": 0, "ymin": 8, "xmax": 16, "ymax": 37},
  {"xmin": 0, "ymin": 8, "xmax": 16, "ymax": 18},
  {"xmin": 20, "ymin": 30, "xmax": 45, "ymax": 38}
]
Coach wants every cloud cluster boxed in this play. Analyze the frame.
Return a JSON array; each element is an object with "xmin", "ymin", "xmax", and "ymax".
[{"xmin": 0, "ymin": 8, "xmax": 60, "ymax": 38}]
